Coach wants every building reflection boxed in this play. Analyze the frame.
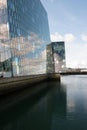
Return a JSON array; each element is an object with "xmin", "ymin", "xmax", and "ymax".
[
  {"xmin": 0, "ymin": 81, "xmax": 67, "ymax": 130},
  {"xmin": 60, "ymin": 75, "xmax": 87, "ymax": 123},
  {"xmin": 0, "ymin": 0, "xmax": 50, "ymax": 77}
]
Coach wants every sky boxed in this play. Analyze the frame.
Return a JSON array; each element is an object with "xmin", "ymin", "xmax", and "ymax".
[{"xmin": 41, "ymin": 0, "xmax": 87, "ymax": 68}]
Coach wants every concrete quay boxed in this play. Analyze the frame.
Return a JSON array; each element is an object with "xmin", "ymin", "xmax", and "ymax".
[{"xmin": 0, "ymin": 73, "xmax": 60, "ymax": 96}]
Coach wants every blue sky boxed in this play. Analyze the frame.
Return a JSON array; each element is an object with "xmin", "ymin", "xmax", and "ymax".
[{"xmin": 41, "ymin": 0, "xmax": 87, "ymax": 68}]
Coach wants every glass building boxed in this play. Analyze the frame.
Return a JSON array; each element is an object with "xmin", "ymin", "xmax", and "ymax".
[
  {"xmin": 0, "ymin": 0, "xmax": 50, "ymax": 77},
  {"xmin": 46, "ymin": 44, "xmax": 54, "ymax": 73},
  {"xmin": 46, "ymin": 42, "xmax": 66, "ymax": 73}
]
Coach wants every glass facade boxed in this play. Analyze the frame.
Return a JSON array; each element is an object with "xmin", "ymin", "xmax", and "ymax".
[
  {"xmin": 0, "ymin": 0, "xmax": 50, "ymax": 77},
  {"xmin": 46, "ymin": 44, "xmax": 54, "ymax": 73},
  {"xmin": 47, "ymin": 42, "xmax": 66, "ymax": 73}
]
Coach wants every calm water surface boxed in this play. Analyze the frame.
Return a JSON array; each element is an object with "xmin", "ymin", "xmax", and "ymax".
[{"xmin": 0, "ymin": 75, "xmax": 87, "ymax": 130}]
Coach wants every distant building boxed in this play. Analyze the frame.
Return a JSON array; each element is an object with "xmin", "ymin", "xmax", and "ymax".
[
  {"xmin": 46, "ymin": 41, "xmax": 66, "ymax": 73},
  {"xmin": 46, "ymin": 44, "xmax": 54, "ymax": 73},
  {"xmin": 0, "ymin": 0, "xmax": 50, "ymax": 76}
]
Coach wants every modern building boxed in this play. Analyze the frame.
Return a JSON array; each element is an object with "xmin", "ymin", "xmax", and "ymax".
[
  {"xmin": 0, "ymin": 0, "xmax": 50, "ymax": 76},
  {"xmin": 46, "ymin": 43, "xmax": 54, "ymax": 73},
  {"xmin": 46, "ymin": 42, "xmax": 66, "ymax": 73}
]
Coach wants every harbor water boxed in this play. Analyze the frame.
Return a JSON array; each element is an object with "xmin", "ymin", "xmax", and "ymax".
[{"xmin": 0, "ymin": 75, "xmax": 87, "ymax": 130}]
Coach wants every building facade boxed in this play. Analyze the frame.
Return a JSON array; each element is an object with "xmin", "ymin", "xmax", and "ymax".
[
  {"xmin": 0, "ymin": 0, "xmax": 50, "ymax": 76},
  {"xmin": 46, "ymin": 42, "xmax": 66, "ymax": 73}
]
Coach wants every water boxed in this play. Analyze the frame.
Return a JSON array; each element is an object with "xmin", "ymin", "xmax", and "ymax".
[{"xmin": 0, "ymin": 75, "xmax": 87, "ymax": 130}]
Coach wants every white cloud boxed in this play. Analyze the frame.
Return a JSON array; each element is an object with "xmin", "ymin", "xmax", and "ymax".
[
  {"xmin": 66, "ymin": 43, "xmax": 87, "ymax": 68},
  {"xmin": 51, "ymin": 32, "xmax": 63, "ymax": 41},
  {"xmin": 81, "ymin": 34, "xmax": 87, "ymax": 42},
  {"xmin": 64, "ymin": 34, "xmax": 76, "ymax": 43},
  {"xmin": 67, "ymin": 61, "xmax": 87, "ymax": 68},
  {"xmin": 51, "ymin": 32, "xmax": 76, "ymax": 43}
]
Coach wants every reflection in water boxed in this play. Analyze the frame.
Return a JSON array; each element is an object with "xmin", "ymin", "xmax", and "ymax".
[
  {"xmin": 0, "ymin": 81, "xmax": 66, "ymax": 130},
  {"xmin": 1, "ymin": 76, "xmax": 87, "ymax": 129},
  {"xmin": 62, "ymin": 75, "xmax": 87, "ymax": 129}
]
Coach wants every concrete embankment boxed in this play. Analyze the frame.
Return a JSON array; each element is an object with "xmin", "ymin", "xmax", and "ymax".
[{"xmin": 0, "ymin": 73, "xmax": 60, "ymax": 96}]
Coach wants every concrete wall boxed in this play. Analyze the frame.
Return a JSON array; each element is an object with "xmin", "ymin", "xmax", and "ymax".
[{"xmin": 0, "ymin": 74, "xmax": 60, "ymax": 95}]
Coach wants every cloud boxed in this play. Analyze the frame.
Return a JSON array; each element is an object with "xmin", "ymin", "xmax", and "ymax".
[
  {"xmin": 64, "ymin": 34, "xmax": 76, "ymax": 43},
  {"xmin": 66, "ymin": 42, "xmax": 87, "ymax": 68},
  {"xmin": 51, "ymin": 32, "xmax": 76, "ymax": 43},
  {"xmin": 67, "ymin": 61, "xmax": 87, "ymax": 68},
  {"xmin": 51, "ymin": 32, "xmax": 63, "ymax": 41},
  {"xmin": 81, "ymin": 34, "xmax": 87, "ymax": 42}
]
